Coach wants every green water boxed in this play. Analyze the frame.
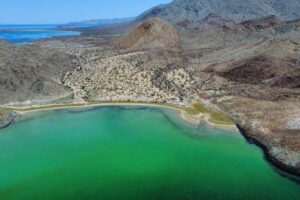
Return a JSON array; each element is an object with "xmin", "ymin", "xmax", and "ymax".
[{"xmin": 0, "ymin": 106, "xmax": 299, "ymax": 200}]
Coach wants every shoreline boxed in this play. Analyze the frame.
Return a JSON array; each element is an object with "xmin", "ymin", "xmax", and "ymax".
[
  {"xmin": 237, "ymin": 125, "xmax": 300, "ymax": 179},
  {"xmin": 3, "ymin": 102, "xmax": 300, "ymax": 179},
  {"xmin": 5, "ymin": 102, "xmax": 238, "ymax": 131}
]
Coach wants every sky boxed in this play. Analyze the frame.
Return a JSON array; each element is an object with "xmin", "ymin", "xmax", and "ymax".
[{"xmin": 0, "ymin": 0, "xmax": 172, "ymax": 24}]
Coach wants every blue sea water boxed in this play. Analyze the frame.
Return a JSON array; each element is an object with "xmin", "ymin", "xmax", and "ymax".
[{"xmin": 0, "ymin": 24, "xmax": 80, "ymax": 44}]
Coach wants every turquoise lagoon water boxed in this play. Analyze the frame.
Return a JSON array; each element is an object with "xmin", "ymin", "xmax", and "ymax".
[
  {"xmin": 0, "ymin": 25, "xmax": 80, "ymax": 44},
  {"xmin": 0, "ymin": 106, "xmax": 299, "ymax": 200}
]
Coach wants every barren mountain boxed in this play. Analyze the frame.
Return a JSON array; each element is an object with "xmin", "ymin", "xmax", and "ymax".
[
  {"xmin": 115, "ymin": 17, "xmax": 178, "ymax": 50},
  {"xmin": 139, "ymin": 0, "xmax": 300, "ymax": 24}
]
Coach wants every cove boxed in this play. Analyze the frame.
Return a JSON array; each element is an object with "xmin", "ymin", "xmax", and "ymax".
[{"xmin": 0, "ymin": 106, "xmax": 299, "ymax": 200}]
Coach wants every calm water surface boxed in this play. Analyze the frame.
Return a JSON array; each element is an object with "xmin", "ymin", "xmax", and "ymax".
[
  {"xmin": 0, "ymin": 24, "xmax": 80, "ymax": 44},
  {"xmin": 0, "ymin": 106, "xmax": 299, "ymax": 200}
]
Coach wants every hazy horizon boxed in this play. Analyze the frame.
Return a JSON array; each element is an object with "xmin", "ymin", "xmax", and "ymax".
[
  {"xmin": 0, "ymin": 0, "xmax": 171, "ymax": 24},
  {"xmin": 0, "ymin": 18, "xmax": 134, "ymax": 26}
]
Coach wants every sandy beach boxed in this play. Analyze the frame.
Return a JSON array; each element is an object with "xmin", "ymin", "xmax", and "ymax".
[{"xmin": 9, "ymin": 102, "xmax": 238, "ymax": 131}]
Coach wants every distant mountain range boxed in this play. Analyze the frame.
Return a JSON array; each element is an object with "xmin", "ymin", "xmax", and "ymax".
[
  {"xmin": 61, "ymin": 17, "xmax": 135, "ymax": 28},
  {"xmin": 139, "ymin": 0, "xmax": 300, "ymax": 23}
]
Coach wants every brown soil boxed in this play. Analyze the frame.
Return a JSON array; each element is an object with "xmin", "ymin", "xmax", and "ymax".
[{"xmin": 114, "ymin": 18, "xmax": 179, "ymax": 50}]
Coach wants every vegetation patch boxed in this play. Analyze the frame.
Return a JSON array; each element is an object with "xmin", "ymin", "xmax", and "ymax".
[
  {"xmin": 0, "ymin": 108, "xmax": 12, "ymax": 113},
  {"xmin": 185, "ymin": 102, "xmax": 235, "ymax": 125}
]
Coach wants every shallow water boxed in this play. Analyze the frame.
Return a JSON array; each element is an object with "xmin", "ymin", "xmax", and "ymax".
[
  {"xmin": 0, "ymin": 24, "xmax": 80, "ymax": 44},
  {"xmin": 0, "ymin": 106, "xmax": 299, "ymax": 200}
]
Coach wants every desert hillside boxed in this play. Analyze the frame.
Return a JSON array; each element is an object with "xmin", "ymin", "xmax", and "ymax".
[
  {"xmin": 0, "ymin": 41, "xmax": 75, "ymax": 105},
  {"xmin": 139, "ymin": 0, "xmax": 300, "ymax": 23}
]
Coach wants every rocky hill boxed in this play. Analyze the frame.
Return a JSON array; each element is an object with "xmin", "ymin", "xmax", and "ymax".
[
  {"xmin": 139, "ymin": 0, "xmax": 300, "ymax": 24},
  {"xmin": 114, "ymin": 17, "xmax": 178, "ymax": 50},
  {"xmin": 0, "ymin": 41, "xmax": 76, "ymax": 105}
]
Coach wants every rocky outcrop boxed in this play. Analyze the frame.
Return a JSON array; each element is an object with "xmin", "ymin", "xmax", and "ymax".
[
  {"xmin": 211, "ymin": 96, "xmax": 300, "ymax": 176},
  {"xmin": 242, "ymin": 15, "xmax": 282, "ymax": 30},
  {"xmin": 237, "ymin": 125, "xmax": 300, "ymax": 176},
  {"xmin": 207, "ymin": 55, "xmax": 300, "ymax": 88},
  {"xmin": 195, "ymin": 14, "xmax": 237, "ymax": 29},
  {"xmin": 0, "ymin": 110, "xmax": 18, "ymax": 128}
]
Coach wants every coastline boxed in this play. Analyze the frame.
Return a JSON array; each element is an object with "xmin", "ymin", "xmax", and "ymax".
[
  {"xmin": 237, "ymin": 125, "xmax": 300, "ymax": 179},
  {"xmin": 3, "ymin": 102, "xmax": 300, "ymax": 179},
  {"xmin": 4, "ymin": 102, "xmax": 238, "ymax": 131}
]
